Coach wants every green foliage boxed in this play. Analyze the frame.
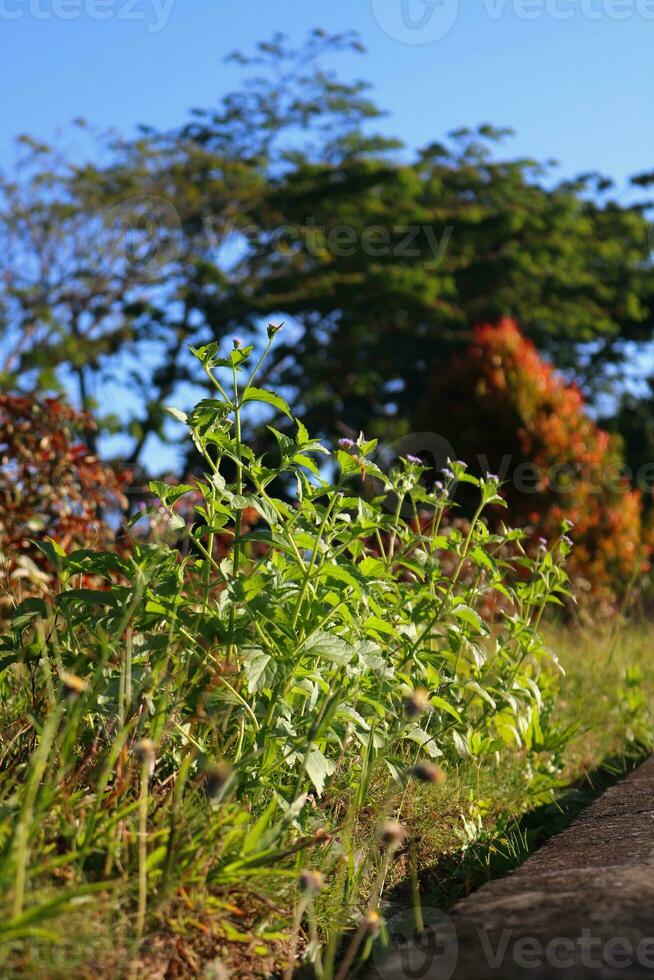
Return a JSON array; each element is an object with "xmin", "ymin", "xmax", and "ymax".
[{"xmin": 0, "ymin": 334, "xmax": 575, "ymax": 976}]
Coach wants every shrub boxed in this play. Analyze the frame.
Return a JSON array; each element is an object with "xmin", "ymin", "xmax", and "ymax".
[
  {"xmin": 0, "ymin": 335, "xmax": 572, "ymax": 976},
  {"xmin": 419, "ymin": 318, "xmax": 649, "ymax": 612},
  {"xmin": 0, "ymin": 395, "xmax": 128, "ymax": 616}
]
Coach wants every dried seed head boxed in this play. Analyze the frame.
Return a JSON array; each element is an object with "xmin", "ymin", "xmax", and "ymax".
[
  {"xmin": 363, "ymin": 910, "xmax": 381, "ymax": 936},
  {"xmin": 409, "ymin": 761, "xmax": 446, "ymax": 785},
  {"xmin": 133, "ymin": 739, "xmax": 156, "ymax": 777},
  {"xmin": 299, "ymin": 869, "xmax": 325, "ymax": 895},
  {"xmin": 204, "ymin": 959, "xmax": 229, "ymax": 980},
  {"xmin": 60, "ymin": 671, "xmax": 89, "ymax": 700},
  {"xmin": 204, "ymin": 762, "xmax": 232, "ymax": 800},
  {"xmin": 380, "ymin": 820, "xmax": 408, "ymax": 849},
  {"xmin": 402, "ymin": 687, "xmax": 430, "ymax": 719}
]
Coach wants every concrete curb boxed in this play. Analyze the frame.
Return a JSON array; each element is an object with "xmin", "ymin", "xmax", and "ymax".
[{"xmin": 368, "ymin": 757, "xmax": 654, "ymax": 979}]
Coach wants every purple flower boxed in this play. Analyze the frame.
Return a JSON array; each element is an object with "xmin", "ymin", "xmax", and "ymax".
[
  {"xmin": 433, "ymin": 480, "xmax": 444, "ymax": 492},
  {"xmin": 338, "ymin": 437, "xmax": 356, "ymax": 450},
  {"xmin": 485, "ymin": 473, "xmax": 499, "ymax": 481},
  {"xmin": 405, "ymin": 454, "xmax": 422, "ymax": 465},
  {"xmin": 538, "ymin": 537, "xmax": 547, "ymax": 551},
  {"xmin": 233, "ymin": 337, "xmax": 242, "ymax": 348},
  {"xmin": 562, "ymin": 534, "xmax": 573, "ymax": 547},
  {"xmin": 442, "ymin": 468, "xmax": 454, "ymax": 480}
]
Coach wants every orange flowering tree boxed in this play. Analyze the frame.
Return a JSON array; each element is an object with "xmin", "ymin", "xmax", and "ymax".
[
  {"xmin": 420, "ymin": 318, "xmax": 650, "ymax": 610},
  {"xmin": 0, "ymin": 395, "xmax": 129, "ymax": 614}
]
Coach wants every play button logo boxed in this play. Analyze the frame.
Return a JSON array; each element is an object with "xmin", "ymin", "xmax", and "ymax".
[
  {"xmin": 370, "ymin": 906, "xmax": 458, "ymax": 979},
  {"xmin": 371, "ymin": 0, "xmax": 460, "ymax": 44}
]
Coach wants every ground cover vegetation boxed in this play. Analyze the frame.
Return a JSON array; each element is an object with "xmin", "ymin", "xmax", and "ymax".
[{"xmin": 0, "ymin": 334, "xmax": 591, "ymax": 977}]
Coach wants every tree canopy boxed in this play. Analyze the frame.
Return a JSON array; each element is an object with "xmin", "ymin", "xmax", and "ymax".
[{"xmin": 1, "ymin": 30, "xmax": 652, "ymax": 470}]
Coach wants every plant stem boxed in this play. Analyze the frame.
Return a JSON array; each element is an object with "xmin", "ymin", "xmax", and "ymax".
[{"xmin": 136, "ymin": 760, "xmax": 149, "ymax": 938}]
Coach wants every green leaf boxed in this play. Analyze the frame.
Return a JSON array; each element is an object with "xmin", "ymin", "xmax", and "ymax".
[
  {"xmin": 315, "ymin": 564, "xmax": 361, "ymax": 592},
  {"xmin": 403, "ymin": 725, "xmax": 443, "ymax": 758},
  {"xmin": 35, "ymin": 537, "xmax": 66, "ymax": 569},
  {"xmin": 243, "ymin": 649, "xmax": 272, "ymax": 693},
  {"xmin": 452, "ymin": 604, "xmax": 487, "ymax": 633},
  {"xmin": 241, "ymin": 387, "xmax": 292, "ymax": 418},
  {"xmin": 304, "ymin": 746, "xmax": 335, "ymax": 795},
  {"xmin": 429, "ymin": 695, "xmax": 462, "ymax": 723},
  {"xmin": 165, "ymin": 406, "xmax": 188, "ymax": 424},
  {"xmin": 57, "ymin": 589, "xmax": 122, "ymax": 608},
  {"xmin": 10, "ymin": 598, "xmax": 50, "ymax": 632},
  {"xmin": 230, "ymin": 344, "xmax": 254, "ymax": 367},
  {"xmin": 149, "ymin": 481, "xmax": 195, "ymax": 506},
  {"xmin": 301, "ymin": 632, "xmax": 353, "ymax": 665}
]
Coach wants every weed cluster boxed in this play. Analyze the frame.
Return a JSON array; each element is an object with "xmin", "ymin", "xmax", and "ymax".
[{"xmin": 0, "ymin": 333, "xmax": 574, "ymax": 976}]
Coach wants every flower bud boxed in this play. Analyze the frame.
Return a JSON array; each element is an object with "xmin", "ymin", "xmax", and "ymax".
[
  {"xmin": 363, "ymin": 910, "xmax": 381, "ymax": 937},
  {"xmin": 267, "ymin": 321, "xmax": 284, "ymax": 339},
  {"xmin": 402, "ymin": 687, "xmax": 430, "ymax": 719},
  {"xmin": 409, "ymin": 761, "xmax": 446, "ymax": 785},
  {"xmin": 299, "ymin": 869, "xmax": 325, "ymax": 895},
  {"xmin": 60, "ymin": 671, "xmax": 89, "ymax": 700},
  {"xmin": 204, "ymin": 761, "xmax": 232, "ymax": 801},
  {"xmin": 380, "ymin": 821, "xmax": 408, "ymax": 849},
  {"xmin": 133, "ymin": 739, "xmax": 156, "ymax": 778}
]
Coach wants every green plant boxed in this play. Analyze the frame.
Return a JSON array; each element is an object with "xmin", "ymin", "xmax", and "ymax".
[{"xmin": 0, "ymin": 331, "xmax": 574, "ymax": 977}]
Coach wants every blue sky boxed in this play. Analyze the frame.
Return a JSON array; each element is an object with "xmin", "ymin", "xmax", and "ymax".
[{"xmin": 1, "ymin": 0, "xmax": 653, "ymax": 192}]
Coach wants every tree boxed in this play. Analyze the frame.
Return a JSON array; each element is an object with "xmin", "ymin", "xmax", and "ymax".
[
  {"xmin": 0, "ymin": 31, "xmax": 395, "ymax": 468},
  {"xmin": 418, "ymin": 319, "xmax": 650, "ymax": 611},
  {"xmin": 226, "ymin": 130, "xmax": 653, "ymax": 444},
  {"xmin": 1, "ymin": 32, "xmax": 652, "ymax": 468}
]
